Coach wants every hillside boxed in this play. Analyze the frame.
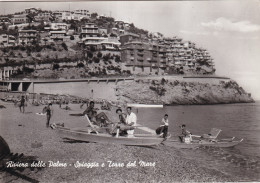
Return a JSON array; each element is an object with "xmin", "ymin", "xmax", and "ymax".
[{"xmin": 1, "ymin": 8, "xmax": 215, "ymax": 79}]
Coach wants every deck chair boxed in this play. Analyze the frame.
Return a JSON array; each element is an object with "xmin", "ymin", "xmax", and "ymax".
[
  {"xmin": 202, "ymin": 128, "xmax": 222, "ymax": 140},
  {"xmin": 84, "ymin": 115, "xmax": 99, "ymax": 133}
]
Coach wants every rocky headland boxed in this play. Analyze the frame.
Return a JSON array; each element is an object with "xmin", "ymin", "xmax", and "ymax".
[{"xmin": 115, "ymin": 76, "xmax": 254, "ymax": 105}]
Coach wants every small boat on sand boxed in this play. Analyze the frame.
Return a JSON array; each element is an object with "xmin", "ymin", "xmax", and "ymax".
[
  {"xmin": 163, "ymin": 138, "xmax": 243, "ymax": 149},
  {"xmin": 55, "ymin": 126, "xmax": 164, "ymax": 146},
  {"xmin": 164, "ymin": 128, "xmax": 243, "ymax": 149}
]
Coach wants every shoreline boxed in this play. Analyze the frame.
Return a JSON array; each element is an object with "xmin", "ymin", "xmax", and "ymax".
[{"xmin": 0, "ymin": 102, "xmax": 237, "ymax": 182}]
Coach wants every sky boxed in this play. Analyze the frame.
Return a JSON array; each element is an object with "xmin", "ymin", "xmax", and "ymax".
[{"xmin": 1, "ymin": 1, "xmax": 260, "ymax": 100}]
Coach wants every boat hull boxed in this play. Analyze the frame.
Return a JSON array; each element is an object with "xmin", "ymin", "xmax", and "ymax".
[
  {"xmin": 56, "ymin": 127, "xmax": 164, "ymax": 146},
  {"xmin": 164, "ymin": 139, "xmax": 243, "ymax": 149}
]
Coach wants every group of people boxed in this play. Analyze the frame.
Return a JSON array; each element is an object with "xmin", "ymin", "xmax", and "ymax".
[
  {"xmin": 36, "ymin": 97, "xmax": 192, "ymax": 140},
  {"xmin": 82, "ymin": 101, "xmax": 137, "ymax": 136}
]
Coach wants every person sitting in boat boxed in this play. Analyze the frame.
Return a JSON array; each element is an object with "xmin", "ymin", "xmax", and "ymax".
[
  {"xmin": 125, "ymin": 107, "xmax": 137, "ymax": 137},
  {"xmin": 90, "ymin": 111, "xmax": 111, "ymax": 127},
  {"xmin": 83, "ymin": 101, "xmax": 112, "ymax": 126},
  {"xmin": 157, "ymin": 114, "xmax": 169, "ymax": 138},
  {"xmin": 110, "ymin": 108, "xmax": 128, "ymax": 136},
  {"xmin": 179, "ymin": 124, "xmax": 192, "ymax": 143}
]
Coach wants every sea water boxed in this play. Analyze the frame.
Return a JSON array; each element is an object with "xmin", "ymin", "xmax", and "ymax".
[{"xmin": 136, "ymin": 101, "xmax": 260, "ymax": 181}]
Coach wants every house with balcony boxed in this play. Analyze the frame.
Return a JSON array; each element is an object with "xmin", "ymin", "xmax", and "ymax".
[
  {"xmin": 80, "ymin": 23, "xmax": 100, "ymax": 39},
  {"xmin": 11, "ymin": 14, "xmax": 29, "ymax": 24},
  {"xmin": 34, "ymin": 12, "xmax": 53, "ymax": 22},
  {"xmin": 52, "ymin": 11, "xmax": 63, "ymax": 21},
  {"xmin": 18, "ymin": 30, "xmax": 38, "ymax": 45},
  {"xmin": 119, "ymin": 33, "xmax": 140, "ymax": 46},
  {"xmin": 0, "ymin": 34, "xmax": 16, "ymax": 47},
  {"xmin": 73, "ymin": 10, "xmax": 90, "ymax": 20},
  {"xmin": 50, "ymin": 23, "xmax": 69, "ymax": 31},
  {"xmin": 73, "ymin": 9, "xmax": 90, "ymax": 16},
  {"xmin": 121, "ymin": 40, "xmax": 170, "ymax": 74},
  {"xmin": 0, "ymin": 17, "xmax": 11, "ymax": 24},
  {"xmin": 100, "ymin": 38, "xmax": 121, "ymax": 50},
  {"xmin": 49, "ymin": 30, "xmax": 67, "ymax": 41}
]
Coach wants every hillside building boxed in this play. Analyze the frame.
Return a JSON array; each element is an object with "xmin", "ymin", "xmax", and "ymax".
[
  {"xmin": 0, "ymin": 34, "xmax": 16, "ymax": 47},
  {"xmin": 0, "ymin": 17, "xmax": 11, "ymax": 24},
  {"xmin": 34, "ymin": 12, "xmax": 53, "ymax": 22},
  {"xmin": 121, "ymin": 41, "xmax": 168, "ymax": 74},
  {"xmin": 80, "ymin": 23, "xmax": 100, "ymax": 38},
  {"xmin": 49, "ymin": 30, "xmax": 67, "ymax": 41},
  {"xmin": 11, "ymin": 14, "xmax": 29, "ymax": 24},
  {"xmin": 18, "ymin": 30, "xmax": 38, "ymax": 45}
]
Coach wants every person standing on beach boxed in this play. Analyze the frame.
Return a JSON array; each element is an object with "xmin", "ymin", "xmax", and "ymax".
[
  {"xmin": 125, "ymin": 107, "xmax": 137, "ymax": 136},
  {"xmin": 46, "ymin": 103, "xmax": 53, "ymax": 128},
  {"xmin": 19, "ymin": 96, "xmax": 25, "ymax": 113}
]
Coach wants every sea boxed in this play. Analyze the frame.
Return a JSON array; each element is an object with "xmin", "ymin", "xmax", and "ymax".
[{"xmin": 136, "ymin": 101, "xmax": 260, "ymax": 181}]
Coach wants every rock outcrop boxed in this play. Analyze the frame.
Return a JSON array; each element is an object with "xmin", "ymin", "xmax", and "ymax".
[{"xmin": 115, "ymin": 77, "xmax": 254, "ymax": 105}]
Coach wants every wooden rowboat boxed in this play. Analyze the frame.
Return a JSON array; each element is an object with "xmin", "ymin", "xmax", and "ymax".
[
  {"xmin": 163, "ymin": 138, "xmax": 243, "ymax": 149},
  {"xmin": 55, "ymin": 126, "xmax": 164, "ymax": 146}
]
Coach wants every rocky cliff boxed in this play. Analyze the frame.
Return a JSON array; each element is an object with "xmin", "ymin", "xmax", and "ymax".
[{"xmin": 115, "ymin": 77, "xmax": 254, "ymax": 105}]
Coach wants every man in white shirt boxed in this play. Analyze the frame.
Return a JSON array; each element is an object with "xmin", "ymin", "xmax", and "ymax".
[{"xmin": 125, "ymin": 107, "xmax": 137, "ymax": 137}]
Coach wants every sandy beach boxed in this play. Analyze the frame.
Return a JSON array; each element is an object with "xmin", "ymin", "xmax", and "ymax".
[{"xmin": 0, "ymin": 102, "xmax": 235, "ymax": 182}]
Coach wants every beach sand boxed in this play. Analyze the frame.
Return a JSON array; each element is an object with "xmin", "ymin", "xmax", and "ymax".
[{"xmin": 0, "ymin": 102, "xmax": 235, "ymax": 182}]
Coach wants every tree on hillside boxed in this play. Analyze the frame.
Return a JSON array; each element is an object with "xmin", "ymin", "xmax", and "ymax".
[
  {"xmin": 115, "ymin": 55, "xmax": 121, "ymax": 63},
  {"xmin": 70, "ymin": 35, "xmax": 75, "ymax": 40},
  {"xmin": 91, "ymin": 13, "xmax": 98, "ymax": 19},
  {"xmin": 93, "ymin": 57, "xmax": 100, "ymax": 63},
  {"xmin": 97, "ymin": 51, "xmax": 102, "ymax": 58},
  {"xmin": 61, "ymin": 42, "xmax": 68, "ymax": 51},
  {"xmin": 103, "ymin": 53, "xmax": 111, "ymax": 61},
  {"xmin": 90, "ymin": 46, "xmax": 96, "ymax": 52},
  {"xmin": 21, "ymin": 41, "xmax": 26, "ymax": 47},
  {"xmin": 53, "ymin": 63, "xmax": 60, "ymax": 70},
  {"xmin": 87, "ymin": 51, "xmax": 93, "ymax": 59},
  {"xmin": 77, "ymin": 62, "xmax": 84, "ymax": 68}
]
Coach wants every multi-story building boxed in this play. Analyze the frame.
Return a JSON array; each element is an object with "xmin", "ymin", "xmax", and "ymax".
[
  {"xmin": 18, "ymin": 30, "xmax": 38, "ymax": 45},
  {"xmin": 34, "ymin": 12, "xmax": 53, "ymax": 22},
  {"xmin": 52, "ymin": 11, "xmax": 63, "ymax": 21},
  {"xmin": 121, "ymin": 40, "xmax": 168, "ymax": 74},
  {"xmin": 100, "ymin": 38, "xmax": 121, "ymax": 50},
  {"xmin": 11, "ymin": 14, "xmax": 29, "ymax": 24},
  {"xmin": 50, "ymin": 23, "xmax": 69, "ymax": 31},
  {"xmin": 0, "ymin": 17, "xmax": 11, "ymax": 24},
  {"xmin": 0, "ymin": 34, "xmax": 16, "ymax": 47},
  {"xmin": 80, "ymin": 23, "xmax": 100, "ymax": 38},
  {"xmin": 49, "ymin": 30, "xmax": 67, "ymax": 41},
  {"xmin": 73, "ymin": 9, "xmax": 90, "ymax": 19},
  {"xmin": 119, "ymin": 33, "xmax": 140, "ymax": 46}
]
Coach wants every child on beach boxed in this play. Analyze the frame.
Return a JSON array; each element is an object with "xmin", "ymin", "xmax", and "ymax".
[{"xmin": 179, "ymin": 124, "xmax": 192, "ymax": 143}]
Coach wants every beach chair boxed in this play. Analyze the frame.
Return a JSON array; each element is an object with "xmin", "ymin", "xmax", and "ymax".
[
  {"xmin": 202, "ymin": 128, "xmax": 222, "ymax": 141},
  {"xmin": 84, "ymin": 115, "xmax": 98, "ymax": 128}
]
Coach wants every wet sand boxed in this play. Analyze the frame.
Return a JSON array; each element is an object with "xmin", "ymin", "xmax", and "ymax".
[{"xmin": 0, "ymin": 102, "xmax": 235, "ymax": 182}]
